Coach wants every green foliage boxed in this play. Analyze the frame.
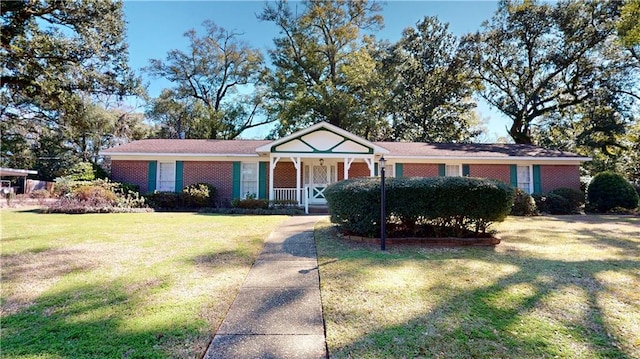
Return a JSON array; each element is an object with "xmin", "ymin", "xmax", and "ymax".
[
  {"xmin": 587, "ymin": 171, "xmax": 639, "ymax": 212},
  {"xmin": 145, "ymin": 192, "xmax": 183, "ymax": 210},
  {"xmin": 461, "ymin": 0, "xmax": 636, "ymax": 145},
  {"xmin": 182, "ymin": 183, "xmax": 217, "ymax": 208},
  {"xmin": 548, "ymin": 188, "xmax": 584, "ymax": 210},
  {"xmin": 390, "ymin": 16, "xmax": 481, "ymax": 143},
  {"xmin": 1, "ymin": 1, "xmax": 145, "ymax": 180},
  {"xmin": 145, "ymin": 20, "xmax": 270, "ymax": 139},
  {"xmin": 324, "ymin": 177, "xmax": 515, "ymax": 237},
  {"xmin": 532, "ymin": 188, "xmax": 584, "ymax": 215},
  {"xmin": 62, "ymin": 162, "xmax": 98, "ymax": 181},
  {"xmin": 259, "ymin": 0, "xmax": 390, "ymax": 139},
  {"xmin": 231, "ymin": 198, "xmax": 269, "ymax": 210},
  {"xmin": 510, "ymin": 188, "xmax": 538, "ymax": 216}
]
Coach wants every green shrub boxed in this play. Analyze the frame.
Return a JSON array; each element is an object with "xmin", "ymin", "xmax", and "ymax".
[
  {"xmin": 182, "ymin": 183, "xmax": 217, "ymax": 208},
  {"xmin": 587, "ymin": 171, "xmax": 639, "ymax": 213},
  {"xmin": 324, "ymin": 176, "xmax": 515, "ymax": 238},
  {"xmin": 534, "ymin": 193, "xmax": 572, "ymax": 214},
  {"xmin": 146, "ymin": 192, "xmax": 182, "ymax": 210},
  {"xmin": 231, "ymin": 198, "xmax": 269, "ymax": 209},
  {"xmin": 510, "ymin": 188, "xmax": 538, "ymax": 216},
  {"xmin": 548, "ymin": 188, "xmax": 584, "ymax": 211}
]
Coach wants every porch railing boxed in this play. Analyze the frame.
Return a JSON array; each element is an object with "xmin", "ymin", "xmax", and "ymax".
[{"xmin": 273, "ymin": 188, "xmax": 305, "ymax": 205}]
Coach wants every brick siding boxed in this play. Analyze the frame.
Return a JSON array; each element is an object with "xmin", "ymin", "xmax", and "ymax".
[
  {"xmin": 347, "ymin": 162, "xmax": 371, "ymax": 178},
  {"xmin": 111, "ymin": 160, "xmax": 149, "ymax": 193},
  {"xmin": 541, "ymin": 165, "xmax": 581, "ymax": 192},
  {"xmin": 403, "ymin": 163, "xmax": 439, "ymax": 177},
  {"xmin": 183, "ymin": 161, "xmax": 235, "ymax": 203},
  {"xmin": 274, "ymin": 162, "xmax": 297, "ymax": 188},
  {"xmin": 469, "ymin": 164, "xmax": 511, "ymax": 184}
]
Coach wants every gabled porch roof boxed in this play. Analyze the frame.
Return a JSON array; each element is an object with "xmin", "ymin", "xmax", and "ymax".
[{"xmin": 255, "ymin": 122, "xmax": 389, "ymax": 156}]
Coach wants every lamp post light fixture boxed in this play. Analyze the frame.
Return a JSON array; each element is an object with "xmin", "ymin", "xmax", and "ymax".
[{"xmin": 379, "ymin": 156, "xmax": 387, "ymax": 251}]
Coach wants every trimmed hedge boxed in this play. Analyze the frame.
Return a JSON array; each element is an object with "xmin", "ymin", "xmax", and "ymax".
[
  {"xmin": 324, "ymin": 176, "xmax": 515, "ymax": 237},
  {"xmin": 533, "ymin": 187, "xmax": 584, "ymax": 215},
  {"xmin": 587, "ymin": 171, "xmax": 639, "ymax": 212}
]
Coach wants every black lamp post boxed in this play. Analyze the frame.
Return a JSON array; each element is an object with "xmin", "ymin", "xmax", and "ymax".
[{"xmin": 379, "ymin": 156, "xmax": 387, "ymax": 251}]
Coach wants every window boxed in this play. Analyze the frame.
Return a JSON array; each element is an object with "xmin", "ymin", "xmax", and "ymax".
[
  {"xmin": 241, "ymin": 162, "xmax": 258, "ymax": 198},
  {"xmin": 445, "ymin": 164, "xmax": 461, "ymax": 177},
  {"xmin": 517, "ymin": 165, "xmax": 531, "ymax": 193},
  {"xmin": 157, "ymin": 162, "xmax": 175, "ymax": 192}
]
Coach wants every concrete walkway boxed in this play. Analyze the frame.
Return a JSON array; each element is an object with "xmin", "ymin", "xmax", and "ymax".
[{"xmin": 204, "ymin": 215, "xmax": 328, "ymax": 359}]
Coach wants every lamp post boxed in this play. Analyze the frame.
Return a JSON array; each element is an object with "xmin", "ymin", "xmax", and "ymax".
[{"xmin": 379, "ymin": 156, "xmax": 387, "ymax": 251}]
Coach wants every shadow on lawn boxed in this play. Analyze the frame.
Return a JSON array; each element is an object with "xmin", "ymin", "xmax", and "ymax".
[
  {"xmin": 316, "ymin": 222, "xmax": 639, "ymax": 358},
  {"xmin": 0, "ymin": 282, "xmax": 173, "ymax": 359}
]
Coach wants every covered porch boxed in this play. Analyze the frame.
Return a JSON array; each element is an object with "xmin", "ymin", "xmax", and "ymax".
[{"xmin": 256, "ymin": 122, "xmax": 389, "ymax": 209}]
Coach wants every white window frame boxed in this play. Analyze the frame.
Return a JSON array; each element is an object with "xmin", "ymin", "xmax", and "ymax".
[
  {"xmin": 240, "ymin": 162, "xmax": 259, "ymax": 199},
  {"xmin": 156, "ymin": 161, "xmax": 176, "ymax": 192},
  {"xmin": 445, "ymin": 164, "xmax": 461, "ymax": 177},
  {"xmin": 517, "ymin": 165, "xmax": 532, "ymax": 194}
]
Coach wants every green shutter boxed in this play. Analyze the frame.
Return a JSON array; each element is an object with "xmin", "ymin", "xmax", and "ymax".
[
  {"xmin": 462, "ymin": 164, "xmax": 470, "ymax": 177},
  {"xmin": 175, "ymin": 161, "xmax": 184, "ymax": 192},
  {"xmin": 395, "ymin": 163, "xmax": 403, "ymax": 178},
  {"xmin": 533, "ymin": 165, "xmax": 542, "ymax": 193},
  {"xmin": 258, "ymin": 162, "xmax": 267, "ymax": 199},
  {"xmin": 374, "ymin": 163, "xmax": 379, "ymax": 176},
  {"xmin": 438, "ymin": 164, "xmax": 445, "ymax": 176},
  {"xmin": 232, "ymin": 162, "xmax": 241, "ymax": 199},
  {"xmin": 147, "ymin": 161, "xmax": 157, "ymax": 193},
  {"xmin": 510, "ymin": 165, "xmax": 518, "ymax": 187}
]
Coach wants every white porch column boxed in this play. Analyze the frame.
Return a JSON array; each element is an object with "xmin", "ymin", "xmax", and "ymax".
[
  {"xmin": 290, "ymin": 156, "xmax": 301, "ymax": 204},
  {"xmin": 269, "ymin": 156, "xmax": 280, "ymax": 201},
  {"xmin": 364, "ymin": 157, "xmax": 375, "ymax": 176},
  {"xmin": 344, "ymin": 157, "xmax": 355, "ymax": 180}
]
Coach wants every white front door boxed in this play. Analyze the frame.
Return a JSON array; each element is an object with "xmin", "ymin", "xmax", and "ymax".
[{"xmin": 305, "ymin": 160, "xmax": 336, "ymax": 204}]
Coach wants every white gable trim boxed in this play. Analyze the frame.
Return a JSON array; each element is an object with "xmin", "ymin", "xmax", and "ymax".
[{"xmin": 256, "ymin": 122, "xmax": 389, "ymax": 155}]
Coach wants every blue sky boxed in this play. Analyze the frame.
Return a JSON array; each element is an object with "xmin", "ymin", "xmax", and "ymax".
[{"xmin": 123, "ymin": 1, "xmax": 510, "ymax": 139}]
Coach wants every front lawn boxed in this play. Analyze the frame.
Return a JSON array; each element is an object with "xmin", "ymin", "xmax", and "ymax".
[
  {"xmin": 316, "ymin": 215, "xmax": 640, "ymax": 358},
  {"xmin": 0, "ymin": 210, "xmax": 286, "ymax": 358}
]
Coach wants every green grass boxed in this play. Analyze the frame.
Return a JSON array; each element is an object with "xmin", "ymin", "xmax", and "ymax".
[
  {"xmin": 316, "ymin": 215, "xmax": 640, "ymax": 359},
  {"xmin": 0, "ymin": 210, "xmax": 286, "ymax": 359}
]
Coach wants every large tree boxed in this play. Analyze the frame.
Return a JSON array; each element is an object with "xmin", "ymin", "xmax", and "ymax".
[
  {"xmin": 145, "ymin": 21, "xmax": 270, "ymax": 140},
  {"xmin": 145, "ymin": 89, "xmax": 210, "ymax": 139},
  {"xmin": 1, "ymin": 0, "xmax": 143, "ymax": 175},
  {"xmin": 460, "ymin": 0, "xmax": 637, "ymax": 145},
  {"xmin": 389, "ymin": 16, "xmax": 480, "ymax": 143},
  {"xmin": 259, "ymin": 0, "xmax": 389, "ymax": 138}
]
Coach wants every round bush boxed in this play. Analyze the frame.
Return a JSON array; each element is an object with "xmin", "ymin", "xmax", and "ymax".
[
  {"xmin": 534, "ymin": 193, "xmax": 572, "ymax": 214},
  {"xmin": 183, "ymin": 183, "xmax": 217, "ymax": 208},
  {"xmin": 587, "ymin": 172, "xmax": 639, "ymax": 212},
  {"xmin": 511, "ymin": 188, "xmax": 538, "ymax": 216},
  {"xmin": 548, "ymin": 188, "xmax": 584, "ymax": 212}
]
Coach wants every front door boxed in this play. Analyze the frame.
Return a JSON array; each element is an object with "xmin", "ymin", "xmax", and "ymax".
[{"xmin": 305, "ymin": 160, "xmax": 335, "ymax": 204}]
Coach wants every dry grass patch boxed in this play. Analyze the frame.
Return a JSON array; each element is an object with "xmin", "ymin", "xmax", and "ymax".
[
  {"xmin": 316, "ymin": 215, "xmax": 639, "ymax": 358},
  {"xmin": 1, "ymin": 210, "xmax": 286, "ymax": 358}
]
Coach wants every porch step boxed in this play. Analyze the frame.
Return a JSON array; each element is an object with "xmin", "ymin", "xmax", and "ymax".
[{"xmin": 307, "ymin": 204, "xmax": 329, "ymax": 214}]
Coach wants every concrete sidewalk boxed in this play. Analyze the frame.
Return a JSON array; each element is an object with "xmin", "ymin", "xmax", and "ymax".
[{"xmin": 204, "ymin": 215, "xmax": 328, "ymax": 359}]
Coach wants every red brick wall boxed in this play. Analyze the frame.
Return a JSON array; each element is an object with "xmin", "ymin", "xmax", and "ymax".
[
  {"xmin": 111, "ymin": 160, "xmax": 149, "ymax": 193},
  {"xmin": 541, "ymin": 165, "xmax": 581, "ymax": 192},
  {"xmin": 347, "ymin": 162, "xmax": 371, "ymax": 178},
  {"xmin": 274, "ymin": 162, "xmax": 296, "ymax": 188},
  {"xmin": 403, "ymin": 163, "xmax": 439, "ymax": 177},
  {"xmin": 469, "ymin": 164, "xmax": 511, "ymax": 184},
  {"xmin": 183, "ymin": 161, "xmax": 235, "ymax": 202}
]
